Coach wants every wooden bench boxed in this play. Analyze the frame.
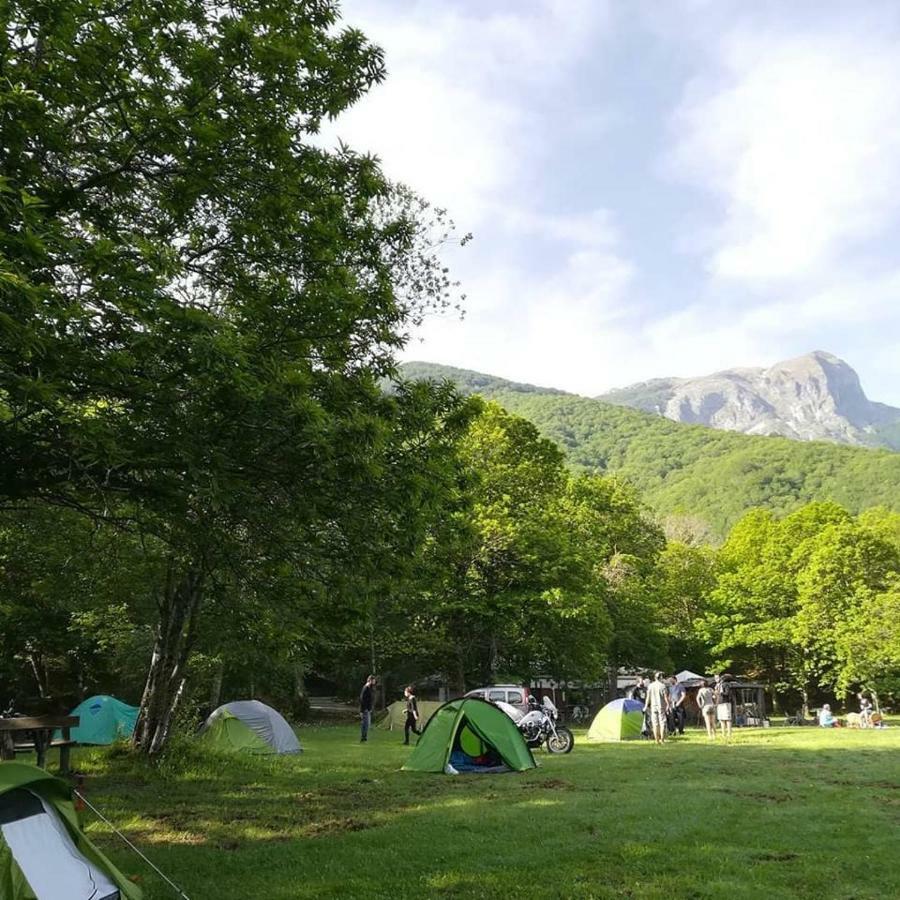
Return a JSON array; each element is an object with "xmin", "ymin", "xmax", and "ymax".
[{"xmin": 0, "ymin": 715, "xmax": 79, "ymax": 774}]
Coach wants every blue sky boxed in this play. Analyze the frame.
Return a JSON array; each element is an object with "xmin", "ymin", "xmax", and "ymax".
[{"xmin": 329, "ymin": 0, "xmax": 900, "ymax": 404}]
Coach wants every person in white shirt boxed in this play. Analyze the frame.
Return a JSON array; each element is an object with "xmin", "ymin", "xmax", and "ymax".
[{"xmin": 643, "ymin": 672, "xmax": 670, "ymax": 745}]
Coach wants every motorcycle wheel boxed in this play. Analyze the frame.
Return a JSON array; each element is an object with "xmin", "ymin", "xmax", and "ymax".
[{"xmin": 546, "ymin": 727, "xmax": 574, "ymax": 754}]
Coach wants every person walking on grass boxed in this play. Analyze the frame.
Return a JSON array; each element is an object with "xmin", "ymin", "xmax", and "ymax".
[
  {"xmin": 697, "ymin": 679, "xmax": 716, "ymax": 740},
  {"xmin": 403, "ymin": 685, "xmax": 421, "ymax": 745},
  {"xmin": 644, "ymin": 671, "xmax": 670, "ymax": 744},
  {"xmin": 714, "ymin": 673, "xmax": 733, "ymax": 740},
  {"xmin": 359, "ymin": 674, "xmax": 376, "ymax": 743}
]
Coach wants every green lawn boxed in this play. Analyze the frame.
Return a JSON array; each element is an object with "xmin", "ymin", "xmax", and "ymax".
[{"xmin": 57, "ymin": 724, "xmax": 900, "ymax": 899}]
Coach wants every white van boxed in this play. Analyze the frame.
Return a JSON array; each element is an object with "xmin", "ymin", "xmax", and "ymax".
[{"xmin": 464, "ymin": 685, "xmax": 530, "ymax": 713}]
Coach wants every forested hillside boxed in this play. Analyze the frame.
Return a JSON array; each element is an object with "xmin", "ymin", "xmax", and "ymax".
[{"xmin": 402, "ymin": 362, "xmax": 900, "ymax": 538}]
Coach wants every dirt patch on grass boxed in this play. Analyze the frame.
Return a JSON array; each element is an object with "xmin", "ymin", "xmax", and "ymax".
[
  {"xmin": 752, "ymin": 851, "xmax": 799, "ymax": 863},
  {"xmin": 303, "ymin": 816, "xmax": 374, "ymax": 838},
  {"xmin": 532, "ymin": 778, "xmax": 574, "ymax": 791}
]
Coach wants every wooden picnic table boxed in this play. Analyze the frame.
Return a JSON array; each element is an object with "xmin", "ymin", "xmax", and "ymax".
[{"xmin": 0, "ymin": 715, "xmax": 79, "ymax": 773}]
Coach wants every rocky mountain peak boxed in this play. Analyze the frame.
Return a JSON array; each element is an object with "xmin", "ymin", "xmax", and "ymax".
[{"xmin": 599, "ymin": 352, "xmax": 900, "ymax": 448}]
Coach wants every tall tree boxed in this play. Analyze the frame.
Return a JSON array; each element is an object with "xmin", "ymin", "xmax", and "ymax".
[{"xmin": 1, "ymin": 1, "xmax": 467, "ymax": 751}]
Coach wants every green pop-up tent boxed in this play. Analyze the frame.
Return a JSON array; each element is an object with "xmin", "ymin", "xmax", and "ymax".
[
  {"xmin": 0, "ymin": 762, "xmax": 142, "ymax": 899},
  {"xmin": 403, "ymin": 697, "xmax": 536, "ymax": 774},
  {"xmin": 587, "ymin": 698, "xmax": 645, "ymax": 742},
  {"xmin": 62, "ymin": 695, "xmax": 139, "ymax": 745}
]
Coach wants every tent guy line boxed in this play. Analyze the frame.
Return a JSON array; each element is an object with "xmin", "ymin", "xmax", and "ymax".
[{"xmin": 74, "ymin": 789, "xmax": 191, "ymax": 900}]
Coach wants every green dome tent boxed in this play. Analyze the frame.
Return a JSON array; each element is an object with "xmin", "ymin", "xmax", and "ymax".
[
  {"xmin": 587, "ymin": 698, "xmax": 645, "ymax": 742},
  {"xmin": 199, "ymin": 700, "xmax": 301, "ymax": 754},
  {"xmin": 61, "ymin": 695, "xmax": 139, "ymax": 745},
  {"xmin": 403, "ymin": 697, "xmax": 536, "ymax": 774},
  {"xmin": 0, "ymin": 762, "xmax": 142, "ymax": 899}
]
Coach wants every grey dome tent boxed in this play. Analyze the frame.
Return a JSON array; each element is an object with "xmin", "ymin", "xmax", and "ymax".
[{"xmin": 199, "ymin": 700, "xmax": 301, "ymax": 754}]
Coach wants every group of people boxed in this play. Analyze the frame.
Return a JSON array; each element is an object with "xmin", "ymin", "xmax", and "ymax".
[
  {"xmin": 818, "ymin": 692, "xmax": 884, "ymax": 728},
  {"xmin": 358, "ymin": 675, "xmax": 421, "ymax": 744},
  {"xmin": 629, "ymin": 672, "xmax": 735, "ymax": 743}
]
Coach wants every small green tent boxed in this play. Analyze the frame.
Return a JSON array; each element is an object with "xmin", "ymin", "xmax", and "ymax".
[
  {"xmin": 199, "ymin": 700, "xmax": 301, "ymax": 754},
  {"xmin": 587, "ymin": 698, "xmax": 645, "ymax": 742},
  {"xmin": 62, "ymin": 695, "xmax": 139, "ymax": 745},
  {"xmin": 403, "ymin": 698, "xmax": 536, "ymax": 774},
  {"xmin": 0, "ymin": 762, "xmax": 142, "ymax": 899}
]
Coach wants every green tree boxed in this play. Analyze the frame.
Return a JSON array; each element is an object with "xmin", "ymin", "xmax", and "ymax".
[{"xmin": 1, "ymin": 1, "xmax": 469, "ymax": 751}]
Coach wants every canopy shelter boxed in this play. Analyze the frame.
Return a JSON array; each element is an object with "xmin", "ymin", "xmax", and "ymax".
[
  {"xmin": 58, "ymin": 695, "xmax": 139, "ymax": 745},
  {"xmin": 674, "ymin": 670, "xmax": 706, "ymax": 684},
  {"xmin": 379, "ymin": 700, "xmax": 442, "ymax": 731},
  {"xmin": 587, "ymin": 698, "xmax": 645, "ymax": 742},
  {"xmin": 0, "ymin": 762, "xmax": 142, "ymax": 899},
  {"xmin": 199, "ymin": 700, "xmax": 301, "ymax": 754},
  {"xmin": 403, "ymin": 698, "xmax": 536, "ymax": 775}
]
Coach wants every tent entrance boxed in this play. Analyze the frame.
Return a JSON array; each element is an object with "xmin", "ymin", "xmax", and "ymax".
[
  {"xmin": 447, "ymin": 717, "xmax": 510, "ymax": 774},
  {"xmin": 0, "ymin": 788, "xmax": 120, "ymax": 899}
]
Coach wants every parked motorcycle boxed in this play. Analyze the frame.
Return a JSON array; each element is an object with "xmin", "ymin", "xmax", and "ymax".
[{"xmin": 517, "ymin": 697, "xmax": 574, "ymax": 754}]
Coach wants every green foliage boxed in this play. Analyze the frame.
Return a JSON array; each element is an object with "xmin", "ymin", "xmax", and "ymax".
[
  {"xmin": 403, "ymin": 363, "xmax": 900, "ymax": 539},
  {"xmin": 0, "ymin": 1, "xmax": 471, "ymax": 750},
  {"xmin": 703, "ymin": 502, "xmax": 900, "ymax": 706}
]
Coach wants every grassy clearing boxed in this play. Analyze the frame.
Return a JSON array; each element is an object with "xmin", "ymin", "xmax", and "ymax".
[{"xmin": 50, "ymin": 724, "xmax": 900, "ymax": 899}]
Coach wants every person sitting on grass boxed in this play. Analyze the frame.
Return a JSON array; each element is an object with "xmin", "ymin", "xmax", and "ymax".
[
  {"xmin": 858, "ymin": 692, "xmax": 873, "ymax": 728},
  {"xmin": 818, "ymin": 704, "xmax": 839, "ymax": 727}
]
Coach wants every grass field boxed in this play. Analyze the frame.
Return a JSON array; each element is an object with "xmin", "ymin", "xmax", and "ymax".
[{"xmin": 57, "ymin": 724, "xmax": 900, "ymax": 899}]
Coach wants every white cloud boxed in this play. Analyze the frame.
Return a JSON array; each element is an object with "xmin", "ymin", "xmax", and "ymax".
[
  {"xmin": 406, "ymin": 207, "xmax": 637, "ymax": 394},
  {"xmin": 325, "ymin": 2, "xmax": 900, "ymax": 405},
  {"xmin": 329, "ymin": 0, "xmax": 610, "ymax": 226},
  {"xmin": 670, "ymin": 30, "xmax": 900, "ymax": 281}
]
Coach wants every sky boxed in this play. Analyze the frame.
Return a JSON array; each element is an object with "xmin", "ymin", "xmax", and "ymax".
[{"xmin": 327, "ymin": 0, "xmax": 900, "ymax": 404}]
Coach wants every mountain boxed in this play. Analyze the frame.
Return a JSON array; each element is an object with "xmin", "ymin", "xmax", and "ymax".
[
  {"xmin": 401, "ymin": 360, "xmax": 900, "ymax": 539},
  {"xmin": 597, "ymin": 351, "xmax": 900, "ymax": 450}
]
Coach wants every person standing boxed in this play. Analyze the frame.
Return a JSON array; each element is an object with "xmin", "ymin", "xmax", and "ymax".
[
  {"xmin": 359, "ymin": 674, "xmax": 376, "ymax": 743},
  {"xmin": 697, "ymin": 680, "xmax": 716, "ymax": 740},
  {"xmin": 668, "ymin": 676, "xmax": 687, "ymax": 736},
  {"xmin": 627, "ymin": 677, "xmax": 645, "ymax": 702},
  {"xmin": 644, "ymin": 672, "xmax": 670, "ymax": 745},
  {"xmin": 403, "ymin": 685, "xmax": 420, "ymax": 745},
  {"xmin": 714, "ymin": 674, "xmax": 732, "ymax": 740}
]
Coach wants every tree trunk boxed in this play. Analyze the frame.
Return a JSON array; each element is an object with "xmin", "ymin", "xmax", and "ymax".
[
  {"xmin": 134, "ymin": 562, "xmax": 204, "ymax": 755},
  {"xmin": 292, "ymin": 660, "xmax": 310, "ymax": 719},
  {"xmin": 209, "ymin": 660, "xmax": 224, "ymax": 711},
  {"xmin": 452, "ymin": 649, "xmax": 467, "ymax": 695},
  {"xmin": 27, "ymin": 653, "xmax": 49, "ymax": 699}
]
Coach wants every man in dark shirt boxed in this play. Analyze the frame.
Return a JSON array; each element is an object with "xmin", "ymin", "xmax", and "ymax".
[{"xmin": 359, "ymin": 674, "xmax": 376, "ymax": 742}]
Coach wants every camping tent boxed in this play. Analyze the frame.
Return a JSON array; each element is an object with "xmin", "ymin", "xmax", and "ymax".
[
  {"xmin": 379, "ymin": 700, "xmax": 442, "ymax": 731},
  {"xmin": 199, "ymin": 700, "xmax": 301, "ymax": 754},
  {"xmin": 0, "ymin": 762, "xmax": 142, "ymax": 899},
  {"xmin": 403, "ymin": 697, "xmax": 536, "ymax": 774},
  {"xmin": 587, "ymin": 698, "xmax": 645, "ymax": 742},
  {"xmin": 61, "ymin": 695, "xmax": 139, "ymax": 745}
]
